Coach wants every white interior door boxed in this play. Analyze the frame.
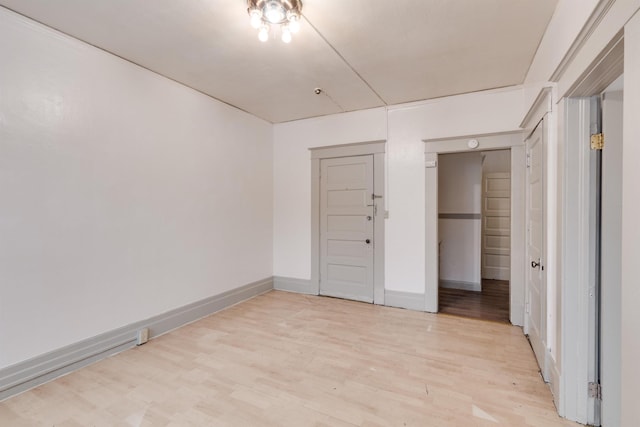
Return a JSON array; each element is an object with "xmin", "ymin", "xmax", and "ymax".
[
  {"xmin": 600, "ymin": 88, "xmax": 623, "ymax": 427},
  {"xmin": 525, "ymin": 122, "xmax": 547, "ymax": 379},
  {"xmin": 482, "ymin": 172, "xmax": 511, "ymax": 280},
  {"xmin": 320, "ymin": 155, "xmax": 374, "ymax": 302}
]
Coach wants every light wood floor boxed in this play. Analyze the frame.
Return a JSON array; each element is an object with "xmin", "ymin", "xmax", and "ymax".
[
  {"xmin": 0, "ymin": 291, "xmax": 578, "ymax": 426},
  {"xmin": 439, "ymin": 280, "xmax": 510, "ymax": 323}
]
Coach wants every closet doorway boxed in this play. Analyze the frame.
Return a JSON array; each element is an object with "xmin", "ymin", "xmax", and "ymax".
[{"xmin": 437, "ymin": 149, "xmax": 511, "ymax": 323}]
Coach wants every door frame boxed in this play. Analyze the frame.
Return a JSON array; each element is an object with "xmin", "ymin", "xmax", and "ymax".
[
  {"xmin": 559, "ymin": 33, "xmax": 624, "ymax": 424},
  {"xmin": 598, "ymin": 86, "xmax": 623, "ymax": 427},
  {"xmin": 310, "ymin": 141, "xmax": 386, "ymax": 304},
  {"xmin": 423, "ymin": 131, "xmax": 525, "ymax": 323}
]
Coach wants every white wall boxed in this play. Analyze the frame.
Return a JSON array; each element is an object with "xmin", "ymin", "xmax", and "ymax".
[
  {"xmin": 482, "ymin": 150, "xmax": 511, "ymax": 173},
  {"xmin": 438, "ymin": 152, "xmax": 482, "ymax": 284},
  {"xmin": 273, "ymin": 87, "xmax": 524, "ymax": 295},
  {"xmin": 0, "ymin": 9, "xmax": 273, "ymax": 369},
  {"xmin": 438, "ymin": 153, "xmax": 483, "ymax": 213},
  {"xmin": 273, "ymin": 108, "xmax": 387, "ymax": 280},
  {"xmin": 386, "ymin": 89, "xmax": 523, "ymax": 294},
  {"xmin": 523, "ymin": 0, "xmax": 600, "ymax": 106}
]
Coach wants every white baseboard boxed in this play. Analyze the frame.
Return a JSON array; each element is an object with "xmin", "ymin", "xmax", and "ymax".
[
  {"xmin": 0, "ymin": 277, "xmax": 273, "ymax": 402},
  {"xmin": 384, "ymin": 290, "xmax": 425, "ymax": 311},
  {"xmin": 274, "ymin": 276, "xmax": 425, "ymax": 313},
  {"xmin": 439, "ymin": 280, "xmax": 481, "ymax": 292},
  {"xmin": 548, "ymin": 353, "xmax": 562, "ymax": 414}
]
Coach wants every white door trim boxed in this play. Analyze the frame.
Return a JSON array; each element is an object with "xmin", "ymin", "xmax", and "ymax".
[
  {"xmin": 423, "ymin": 131, "xmax": 525, "ymax": 322},
  {"xmin": 310, "ymin": 141, "xmax": 386, "ymax": 304},
  {"xmin": 560, "ymin": 34, "xmax": 624, "ymax": 424},
  {"xmin": 562, "ymin": 97, "xmax": 598, "ymax": 424},
  {"xmin": 600, "ymin": 87, "xmax": 623, "ymax": 427}
]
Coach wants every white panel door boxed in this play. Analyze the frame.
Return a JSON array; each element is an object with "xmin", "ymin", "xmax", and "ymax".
[
  {"xmin": 320, "ymin": 155, "xmax": 374, "ymax": 302},
  {"xmin": 525, "ymin": 123, "xmax": 547, "ymax": 379},
  {"xmin": 482, "ymin": 172, "xmax": 511, "ymax": 280}
]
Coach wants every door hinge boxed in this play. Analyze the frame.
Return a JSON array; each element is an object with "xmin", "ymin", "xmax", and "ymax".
[
  {"xmin": 588, "ymin": 382, "xmax": 602, "ymax": 400},
  {"xmin": 591, "ymin": 133, "xmax": 604, "ymax": 150},
  {"xmin": 526, "ymin": 154, "xmax": 531, "ymax": 168}
]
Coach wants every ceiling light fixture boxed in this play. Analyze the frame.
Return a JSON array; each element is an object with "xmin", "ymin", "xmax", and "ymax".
[{"xmin": 247, "ymin": 0, "xmax": 302, "ymax": 43}]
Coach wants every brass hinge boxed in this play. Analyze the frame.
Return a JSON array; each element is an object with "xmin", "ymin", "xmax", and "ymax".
[
  {"xmin": 588, "ymin": 382, "xmax": 602, "ymax": 400},
  {"xmin": 591, "ymin": 133, "xmax": 604, "ymax": 150}
]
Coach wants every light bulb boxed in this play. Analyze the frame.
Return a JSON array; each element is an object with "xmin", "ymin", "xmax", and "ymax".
[
  {"xmin": 264, "ymin": 1, "xmax": 285, "ymax": 23},
  {"xmin": 288, "ymin": 15, "xmax": 300, "ymax": 33},
  {"xmin": 281, "ymin": 26, "xmax": 292, "ymax": 43},
  {"xmin": 249, "ymin": 9, "xmax": 262, "ymax": 29},
  {"xmin": 258, "ymin": 25, "xmax": 269, "ymax": 42}
]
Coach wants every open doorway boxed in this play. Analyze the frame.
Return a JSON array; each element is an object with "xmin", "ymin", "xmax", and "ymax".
[
  {"xmin": 424, "ymin": 131, "xmax": 525, "ymax": 324},
  {"xmin": 437, "ymin": 149, "xmax": 511, "ymax": 323}
]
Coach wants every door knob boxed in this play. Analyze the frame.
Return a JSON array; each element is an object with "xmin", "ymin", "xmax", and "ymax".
[
  {"xmin": 365, "ymin": 239, "xmax": 371, "ymax": 244},
  {"xmin": 367, "ymin": 216, "xmax": 372, "ymax": 221},
  {"xmin": 531, "ymin": 260, "xmax": 540, "ymax": 269}
]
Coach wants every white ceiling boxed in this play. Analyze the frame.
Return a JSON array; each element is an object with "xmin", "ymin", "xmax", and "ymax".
[{"xmin": 0, "ymin": 0, "xmax": 558, "ymax": 123}]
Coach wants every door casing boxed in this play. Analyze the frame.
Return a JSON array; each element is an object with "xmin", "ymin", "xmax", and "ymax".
[
  {"xmin": 560, "ymin": 32, "xmax": 624, "ymax": 424},
  {"xmin": 599, "ymin": 87, "xmax": 623, "ymax": 427},
  {"xmin": 424, "ymin": 131, "xmax": 525, "ymax": 322}
]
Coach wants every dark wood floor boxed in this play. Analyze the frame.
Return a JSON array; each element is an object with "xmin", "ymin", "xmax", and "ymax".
[{"xmin": 439, "ymin": 279, "xmax": 510, "ymax": 323}]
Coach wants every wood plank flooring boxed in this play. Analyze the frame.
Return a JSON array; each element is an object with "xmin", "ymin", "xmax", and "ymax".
[
  {"xmin": 439, "ymin": 279, "xmax": 510, "ymax": 323},
  {"xmin": 0, "ymin": 291, "xmax": 577, "ymax": 426}
]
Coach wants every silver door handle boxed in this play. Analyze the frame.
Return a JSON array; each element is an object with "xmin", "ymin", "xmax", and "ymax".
[
  {"xmin": 367, "ymin": 216, "xmax": 372, "ymax": 221},
  {"xmin": 531, "ymin": 260, "xmax": 540, "ymax": 269}
]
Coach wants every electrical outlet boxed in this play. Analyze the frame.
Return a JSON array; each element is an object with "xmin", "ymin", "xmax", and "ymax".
[{"xmin": 136, "ymin": 328, "xmax": 149, "ymax": 346}]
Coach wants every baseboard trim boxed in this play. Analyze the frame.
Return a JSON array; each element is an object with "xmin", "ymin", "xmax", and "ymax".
[
  {"xmin": 273, "ymin": 276, "xmax": 317, "ymax": 295},
  {"xmin": 548, "ymin": 355, "xmax": 562, "ymax": 414},
  {"xmin": 384, "ymin": 290, "xmax": 425, "ymax": 311},
  {"xmin": 274, "ymin": 277, "xmax": 425, "ymax": 312},
  {"xmin": 0, "ymin": 277, "xmax": 273, "ymax": 402},
  {"xmin": 439, "ymin": 280, "xmax": 481, "ymax": 292}
]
